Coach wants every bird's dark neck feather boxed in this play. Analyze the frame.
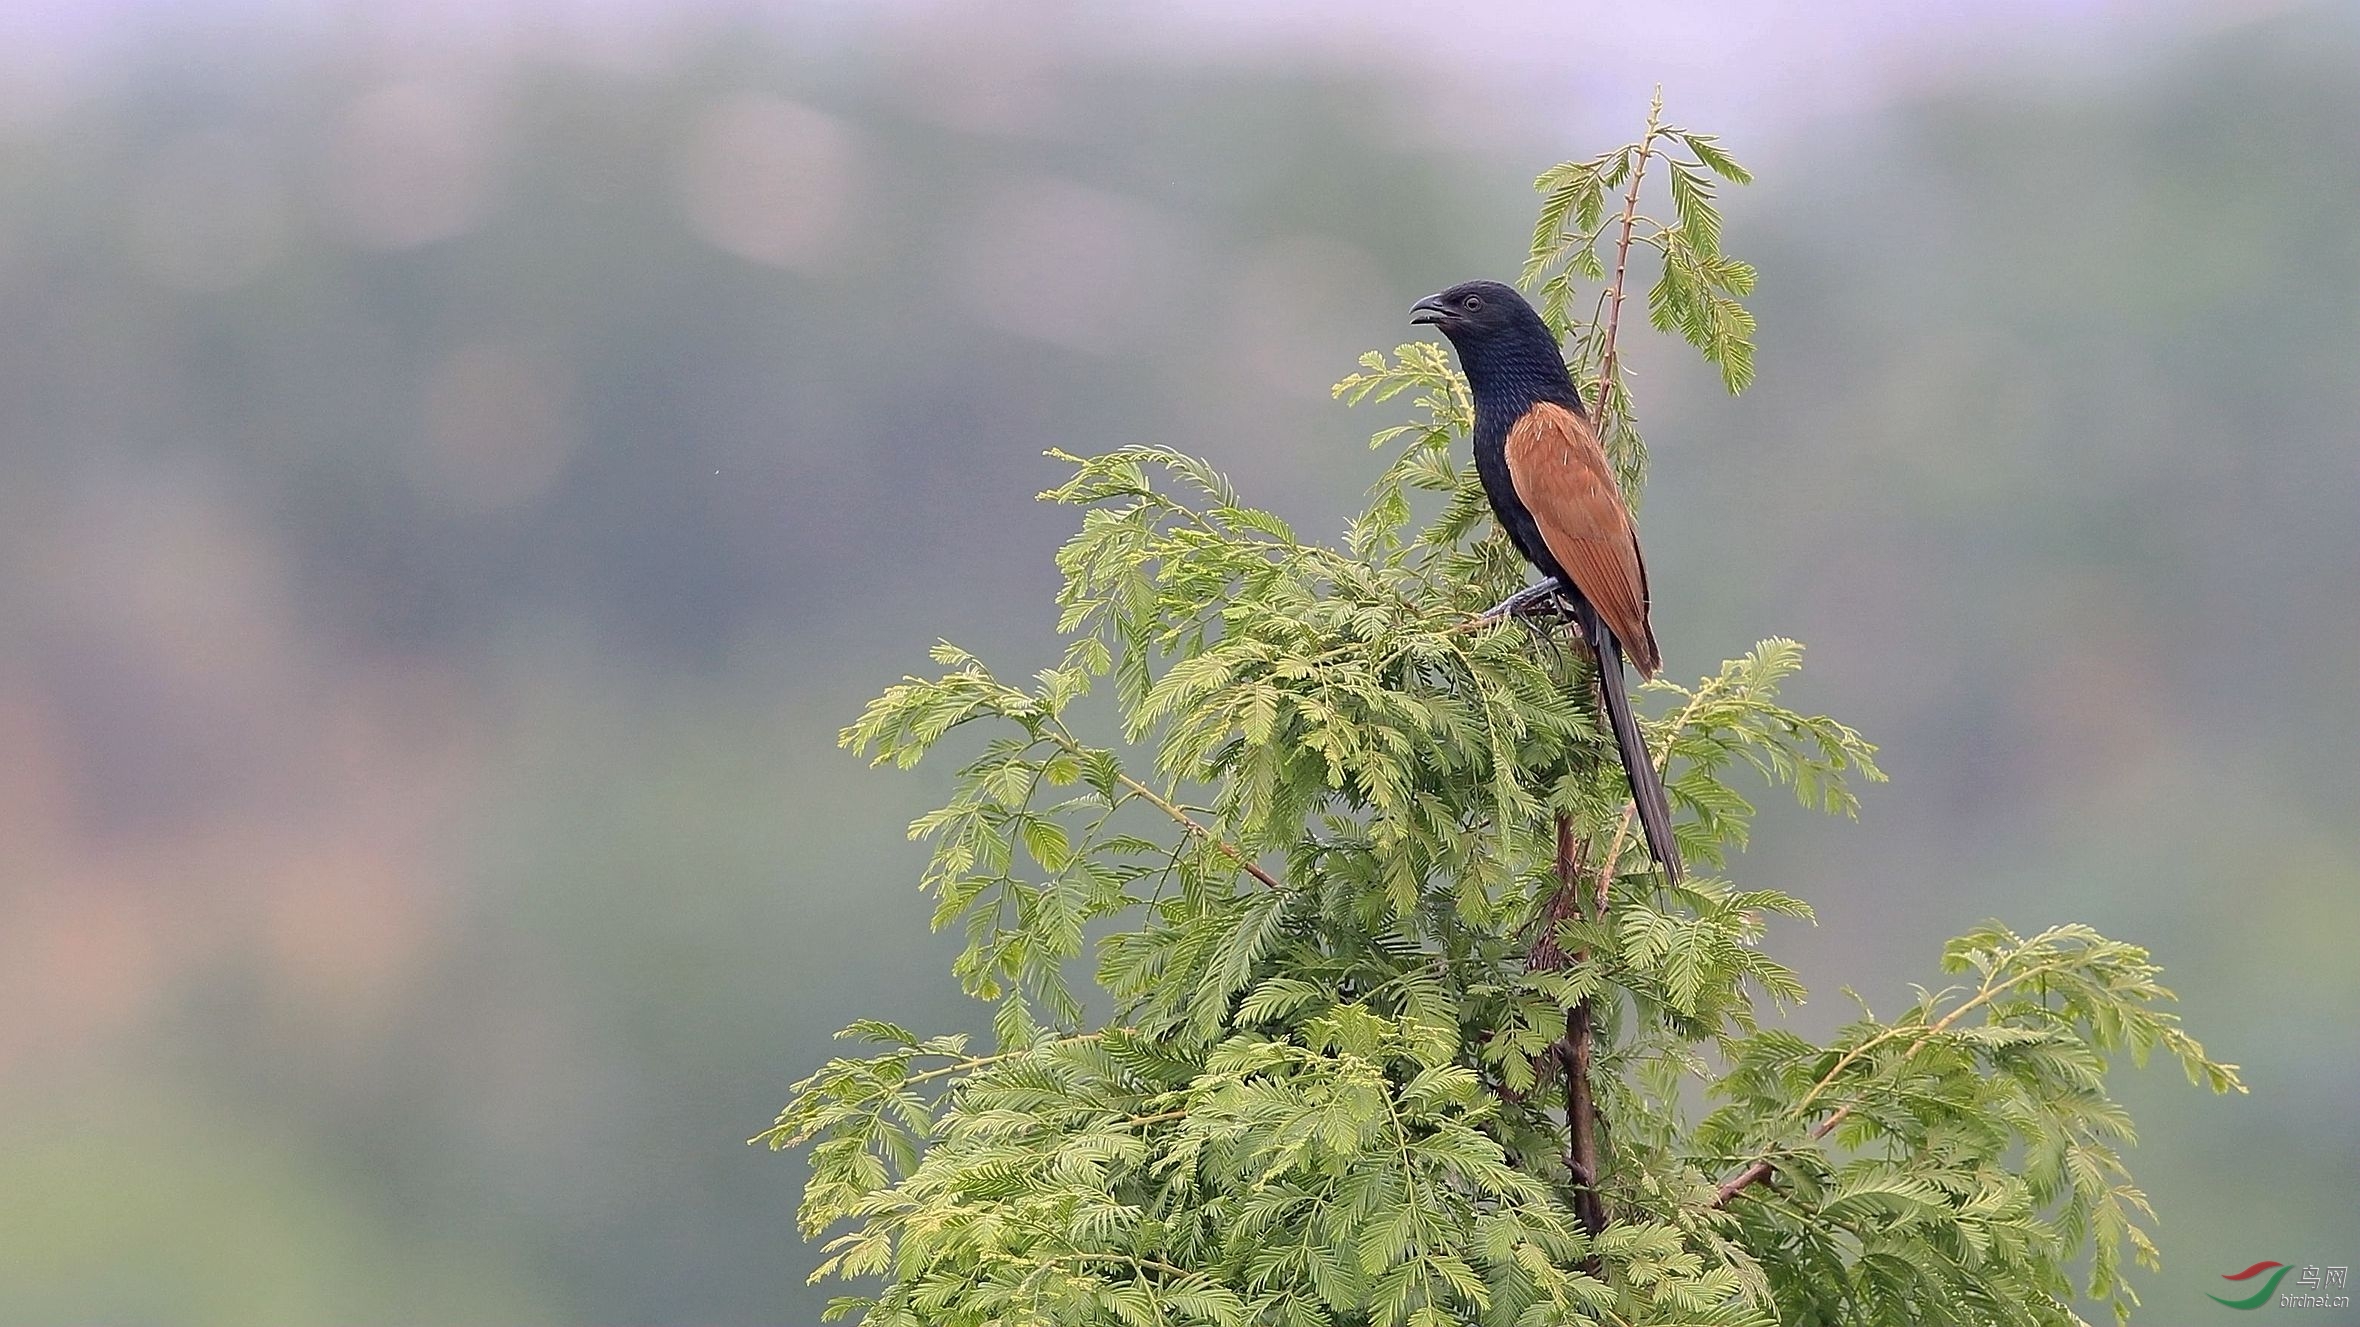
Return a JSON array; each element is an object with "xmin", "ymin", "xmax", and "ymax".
[{"xmin": 1458, "ymin": 332, "xmax": 1584, "ymax": 436}]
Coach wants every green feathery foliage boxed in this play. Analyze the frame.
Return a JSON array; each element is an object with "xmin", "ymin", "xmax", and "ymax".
[{"xmin": 761, "ymin": 102, "xmax": 2242, "ymax": 1327}]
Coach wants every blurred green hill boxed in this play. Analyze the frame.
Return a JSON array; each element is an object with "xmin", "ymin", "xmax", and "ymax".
[{"xmin": 0, "ymin": 8, "xmax": 2352, "ymax": 1324}]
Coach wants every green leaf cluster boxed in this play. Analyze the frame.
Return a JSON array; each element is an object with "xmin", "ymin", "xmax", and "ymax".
[
  {"xmin": 763, "ymin": 105, "xmax": 2241, "ymax": 1327},
  {"xmin": 1700, "ymin": 922, "xmax": 2244, "ymax": 1325}
]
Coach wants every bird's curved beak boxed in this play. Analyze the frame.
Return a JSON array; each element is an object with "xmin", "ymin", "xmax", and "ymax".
[{"xmin": 1409, "ymin": 294, "xmax": 1453, "ymax": 326}]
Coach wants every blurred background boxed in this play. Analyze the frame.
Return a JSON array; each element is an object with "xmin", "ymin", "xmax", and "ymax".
[{"xmin": 1, "ymin": 1, "xmax": 2353, "ymax": 1322}]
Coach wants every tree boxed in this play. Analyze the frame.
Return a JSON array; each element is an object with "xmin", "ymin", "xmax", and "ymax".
[{"xmin": 759, "ymin": 98, "xmax": 2243, "ymax": 1327}]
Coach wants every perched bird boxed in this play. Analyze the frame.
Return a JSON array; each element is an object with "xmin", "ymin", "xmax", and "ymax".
[{"xmin": 1412, "ymin": 280, "xmax": 1681, "ymax": 882}]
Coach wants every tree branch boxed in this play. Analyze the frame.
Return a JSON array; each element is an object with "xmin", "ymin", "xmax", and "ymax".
[
  {"xmin": 1709, "ymin": 1117, "xmax": 1829, "ymax": 1208},
  {"xmin": 1555, "ymin": 813, "xmax": 1608, "ymax": 1241}
]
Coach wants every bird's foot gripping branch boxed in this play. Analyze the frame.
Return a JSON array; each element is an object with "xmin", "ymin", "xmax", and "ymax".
[{"xmin": 761, "ymin": 104, "xmax": 2243, "ymax": 1327}]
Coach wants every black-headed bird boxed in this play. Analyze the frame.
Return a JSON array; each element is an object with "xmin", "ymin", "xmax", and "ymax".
[{"xmin": 1412, "ymin": 280, "xmax": 1680, "ymax": 883}]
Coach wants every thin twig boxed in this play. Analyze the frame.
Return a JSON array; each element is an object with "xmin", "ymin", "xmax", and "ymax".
[
  {"xmin": 1046, "ymin": 729, "xmax": 1282, "ymax": 890},
  {"xmin": 895, "ymin": 1031, "xmax": 1109, "ymax": 1088},
  {"xmin": 1589, "ymin": 673, "xmax": 1715, "ymax": 899},
  {"xmin": 1708, "ymin": 957, "xmax": 2088, "ymax": 1207},
  {"xmin": 1592, "ymin": 805, "xmax": 1637, "ymax": 912},
  {"xmin": 1593, "ymin": 90, "xmax": 1662, "ymax": 429},
  {"xmin": 1114, "ymin": 769, "xmax": 1284, "ymax": 891}
]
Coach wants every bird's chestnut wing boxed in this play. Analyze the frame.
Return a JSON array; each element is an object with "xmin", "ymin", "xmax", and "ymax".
[{"xmin": 1503, "ymin": 401, "xmax": 1660, "ymax": 675}]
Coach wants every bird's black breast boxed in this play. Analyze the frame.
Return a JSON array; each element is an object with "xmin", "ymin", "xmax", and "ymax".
[{"xmin": 1472, "ymin": 391, "xmax": 1585, "ymax": 587}]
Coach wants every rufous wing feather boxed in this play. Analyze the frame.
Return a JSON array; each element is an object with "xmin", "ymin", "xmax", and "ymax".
[{"xmin": 1503, "ymin": 402, "xmax": 1660, "ymax": 676}]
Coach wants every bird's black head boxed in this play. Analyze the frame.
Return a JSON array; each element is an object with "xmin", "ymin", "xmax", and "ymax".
[
  {"xmin": 1408, "ymin": 280, "xmax": 1538, "ymax": 340},
  {"xmin": 1411, "ymin": 280, "xmax": 1573, "ymax": 404}
]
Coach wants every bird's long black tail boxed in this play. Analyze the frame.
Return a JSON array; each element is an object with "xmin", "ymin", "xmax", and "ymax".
[{"xmin": 1587, "ymin": 616, "xmax": 1681, "ymax": 883}]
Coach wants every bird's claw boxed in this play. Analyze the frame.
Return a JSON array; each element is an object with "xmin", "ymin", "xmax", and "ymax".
[{"xmin": 1474, "ymin": 580, "xmax": 1568, "ymax": 624}]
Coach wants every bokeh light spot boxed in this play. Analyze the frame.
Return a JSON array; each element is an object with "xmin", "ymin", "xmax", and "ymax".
[
  {"xmin": 419, "ymin": 341, "xmax": 578, "ymax": 514},
  {"xmin": 321, "ymin": 80, "xmax": 502, "ymax": 251},
  {"xmin": 674, "ymin": 94, "xmax": 859, "ymax": 274}
]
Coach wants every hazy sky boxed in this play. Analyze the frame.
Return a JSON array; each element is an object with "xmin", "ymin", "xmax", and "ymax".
[{"xmin": 0, "ymin": 0, "xmax": 2309, "ymax": 146}]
